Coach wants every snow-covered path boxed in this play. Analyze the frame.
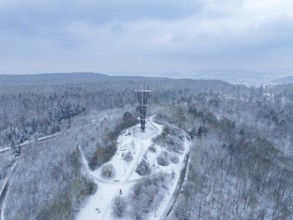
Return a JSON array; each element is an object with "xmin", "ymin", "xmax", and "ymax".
[
  {"xmin": 0, "ymin": 133, "xmax": 60, "ymax": 154},
  {"xmin": 0, "ymin": 148, "xmax": 10, "ymax": 153},
  {"xmin": 0, "ymin": 162, "xmax": 17, "ymax": 220},
  {"xmin": 162, "ymin": 130, "xmax": 192, "ymax": 220},
  {"xmin": 77, "ymin": 116, "xmax": 190, "ymax": 220},
  {"xmin": 147, "ymin": 127, "xmax": 191, "ymax": 220}
]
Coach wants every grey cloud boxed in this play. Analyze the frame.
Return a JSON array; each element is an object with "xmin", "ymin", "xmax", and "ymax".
[
  {"xmin": 0, "ymin": 0, "xmax": 292, "ymax": 74},
  {"xmin": 0, "ymin": 1, "xmax": 203, "ymax": 34}
]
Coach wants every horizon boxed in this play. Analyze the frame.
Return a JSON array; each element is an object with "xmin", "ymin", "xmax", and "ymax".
[{"xmin": 1, "ymin": 70, "xmax": 293, "ymax": 86}]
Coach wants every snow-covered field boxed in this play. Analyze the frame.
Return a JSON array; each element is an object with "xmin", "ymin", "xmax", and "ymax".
[{"xmin": 77, "ymin": 116, "xmax": 190, "ymax": 220}]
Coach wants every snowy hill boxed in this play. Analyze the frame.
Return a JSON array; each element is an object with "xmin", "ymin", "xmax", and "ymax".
[
  {"xmin": 0, "ymin": 72, "xmax": 109, "ymax": 85},
  {"xmin": 77, "ymin": 116, "xmax": 190, "ymax": 220}
]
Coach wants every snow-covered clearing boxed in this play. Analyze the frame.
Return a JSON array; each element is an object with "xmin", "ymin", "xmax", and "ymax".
[{"xmin": 77, "ymin": 116, "xmax": 190, "ymax": 220}]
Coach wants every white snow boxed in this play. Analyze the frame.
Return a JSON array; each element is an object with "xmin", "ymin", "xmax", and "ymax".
[
  {"xmin": 0, "ymin": 147, "xmax": 10, "ymax": 153},
  {"xmin": 0, "ymin": 161, "xmax": 17, "ymax": 220},
  {"xmin": 77, "ymin": 115, "xmax": 190, "ymax": 220},
  {"xmin": 0, "ymin": 133, "xmax": 60, "ymax": 154}
]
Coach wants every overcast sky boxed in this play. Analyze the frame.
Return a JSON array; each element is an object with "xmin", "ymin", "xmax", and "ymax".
[{"xmin": 0, "ymin": 0, "xmax": 293, "ymax": 75}]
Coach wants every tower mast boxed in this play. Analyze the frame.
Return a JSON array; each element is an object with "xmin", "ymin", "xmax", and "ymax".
[{"xmin": 135, "ymin": 84, "xmax": 151, "ymax": 132}]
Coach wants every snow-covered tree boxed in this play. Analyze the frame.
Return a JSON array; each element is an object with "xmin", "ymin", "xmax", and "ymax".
[{"xmin": 112, "ymin": 195, "xmax": 126, "ymax": 218}]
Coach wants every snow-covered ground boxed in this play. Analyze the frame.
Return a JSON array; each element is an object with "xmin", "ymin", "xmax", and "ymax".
[
  {"xmin": 77, "ymin": 116, "xmax": 190, "ymax": 220},
  {"xmin": 0, "ymin": 133, "xmax": 61, "ymax": 154},
  {"xmin": 0, "ymin": 160, "xmax": 17, "ymax": 220},
  {"xmin": 0, "ymin": 147, "xmax": 10, "ymax": 153}
]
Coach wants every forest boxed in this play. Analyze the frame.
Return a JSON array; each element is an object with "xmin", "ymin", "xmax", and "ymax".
[{"xmin": 0, "ymin": 73, "xmax": 292, "ymax": 219}]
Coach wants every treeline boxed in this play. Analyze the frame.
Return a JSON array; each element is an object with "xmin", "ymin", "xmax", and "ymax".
[
  {"xmin": 0, "ymin": 74, "xmax": 235, "ymax": 148},
  {"xmin": 154, "ymin": 86, "xmax": 293, "ymax": 219}
]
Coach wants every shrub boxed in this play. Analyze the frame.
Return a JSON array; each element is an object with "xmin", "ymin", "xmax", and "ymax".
[
  {"xmin": 129, "ymin": 173, "xmax": 170, "ymax": 219},
  {"xmin": 175, "ymin": 198, "xmax": 189, "ymax": 220},
  {"xmin": 157, "ymin": 151, "xmax": 169, "ymax": 166},
  {"xmin": 82, "ymin": 180, "xmax": 97, "ymax": 195},
  {"xmin": 152, "ymin": 125, "xmax": 185, "ymax": 154},
  {"xmin": 136, "ymin": 159, "xmax": 151, "ymax": 176},
  {"xmin": 148, "ymin": 144, "xmax": 156, "ymax": 153},
  {"xmin": 197, "ymin": 125, "xmax": 208, "ymax": 138},
  {"xmin": 131, "ymin": 182, "xmax": 142, "ymax": 199},
  {"xmin": 112, "ymin": 195, "xmax": 126, "ymax": 218},
  {"xmin": 101, "ymin": 164, "xmax": 115, "ymax": 178},
  {"xmin": 166, "ymin": 137, "xmax": 184, "ymax": 154},
  {"xmin": 171, "ymin": 155, "xmax": 179, "ymax": 164},
  {"xmin": 123, "ymin": 152, "xmax": 133, "ymax": 162}
]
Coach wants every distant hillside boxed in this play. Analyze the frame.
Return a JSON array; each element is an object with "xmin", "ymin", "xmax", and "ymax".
[
  {"xmin": 275, "ymin": 76, "xmax": 293, "ymax": 84},
  {"xmin": 2, "ymin": 71, "xmax": 292, "ymax": 86},
  {"xmin": 0, "ymin": 72, "xmax": 109, "ymax": 85},
  {"xmin": 158, "ymin": 70, "xmax": 293, "ymax": 86},
  {"xmin": 0, "ymin": 72, "xmax": 233, "ymax": 91}
]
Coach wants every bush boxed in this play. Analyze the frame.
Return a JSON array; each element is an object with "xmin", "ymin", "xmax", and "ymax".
[
  {"xmin": 11, "ymin": 143, "xmax": 21, "ymax": 157},
  {"xmin": 129, "ymin": 173, "xmax": 170, "ymax": 219},
  {"xmin": 197, "ymin": 125, "xmax": 208, "ymax": 138},
  {"xmin": 112, "ymin": 195, "xmax": 126, "ymax": 218},
  {"xmin": 131, "ymin": 182, "xmax": 142, "ymax": 199},
  {"xmin": 166, "ymin": 137, "xmax": 184, "ymax": 154},
  {"xmin": 101, "ymin": 164, "xmax": 115, "ymax": 178},
  {"xmin": 148, "ymin": 144, "xmax": 156, "ymax": 153},
  {"xmin": 82, "ymin": 180, "xmax": 97, "ymax": 195},
  {"xmin": 171, "ymin": 155, "xmax": 179, "ymax": 164},
  {"xmin": 123, "ymin": 152, "xmax": 133, "ymax": 162},
  {"xmin": 175, "ymin": 198, "xmax": 189, "ymax": 220},
  {"xmin": 136, "ymin": 159, "xmax": 151, "ymax": 176},
  {"xmin": 152, "ymin": 125, "xmax": 185, "ymax": 154},
  {"xmin": 157, "ymin": 151, "xmax": 169, "ymax": 166}
]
